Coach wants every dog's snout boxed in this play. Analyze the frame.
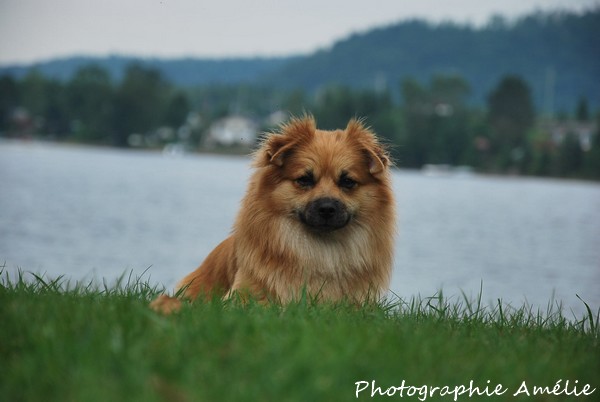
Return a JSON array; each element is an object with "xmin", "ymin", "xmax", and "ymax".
[
  {"xmin": 317, "ymin": 199, "xmax": 338, "ymax": 219},
  {"xmin": 300, "ymin": 197, "xmax": 350, "ymax": 232}
]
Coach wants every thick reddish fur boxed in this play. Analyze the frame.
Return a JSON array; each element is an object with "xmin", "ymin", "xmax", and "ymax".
[{"xmin": 150, "ymin": 116, "xmax": 395, "ymax": 313}]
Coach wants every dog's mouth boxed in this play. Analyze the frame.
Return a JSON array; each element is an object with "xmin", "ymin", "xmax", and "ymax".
[{"xmin": 297, "ymin": 197, "xmax": 351, "ymax": 233}]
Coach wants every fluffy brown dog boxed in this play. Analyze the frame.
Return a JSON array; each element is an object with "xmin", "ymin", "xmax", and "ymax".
[{"xmin": 150, "ymin": 116, "xmax": 395, "ymax": 313}]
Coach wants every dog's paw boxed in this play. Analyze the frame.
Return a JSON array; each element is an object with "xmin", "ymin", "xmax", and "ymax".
[{"xmin": 149, "ymin": 294, "xmax": 182, "ymax": 314}]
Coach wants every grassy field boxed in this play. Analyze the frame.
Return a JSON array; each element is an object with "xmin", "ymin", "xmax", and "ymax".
[{"xmin": 1, "ymin": 271, "xmax": 598, "ymax": 402}]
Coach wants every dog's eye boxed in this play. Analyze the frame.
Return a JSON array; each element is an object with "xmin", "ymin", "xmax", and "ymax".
[
  {"xmin": 295, "ymin": 173, "xmax": 315, "ymax": 188},
  {"xmin": 339, "ymin": 175, "xmax": 357, "ymax": 190}
]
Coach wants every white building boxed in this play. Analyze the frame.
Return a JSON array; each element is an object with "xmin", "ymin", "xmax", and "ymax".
[
  {"xmin": 205, "ymin": 116, "xmax": 258, "ymax": 148},
  {"xmin": 543, "ymin": 120, "xmax": 597, "ymax": 151}
]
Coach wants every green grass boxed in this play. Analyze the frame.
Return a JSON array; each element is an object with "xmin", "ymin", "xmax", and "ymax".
[{"xmin": 1, "ymin": 270, "xmax": 598, "ymax": 402}]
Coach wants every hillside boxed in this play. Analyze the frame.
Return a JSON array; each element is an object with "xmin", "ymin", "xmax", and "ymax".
[
  {"xmin": 262, "ymin": 10, "xmax": 600, "ymax": 111},
  {"xmin": 0, "ymin": 55, "xmax": 292, "ymax": 87},
  {"xmin": 1, "ymin": 10, "xmax": 598, "ymax": 111}
]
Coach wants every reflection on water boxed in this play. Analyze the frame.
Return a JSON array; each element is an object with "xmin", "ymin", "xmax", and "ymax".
[{"xmin": 1, "ymin": 140, "xmax": 599, "ymax": 316}]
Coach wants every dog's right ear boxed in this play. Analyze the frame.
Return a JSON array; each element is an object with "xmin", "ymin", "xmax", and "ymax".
[{"xmin": 259, "ymin": 115, "xmax": 316, "ymax": 167}]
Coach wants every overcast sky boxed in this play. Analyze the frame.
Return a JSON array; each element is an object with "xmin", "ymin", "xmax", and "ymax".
[{"xmin": 0, "ymin": 0, "xmax": 597, "ymax": 65}]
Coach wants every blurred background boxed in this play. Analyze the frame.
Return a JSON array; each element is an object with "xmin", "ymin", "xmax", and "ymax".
[{"xmin": 1, "ymin": 0, "xmax": 599, "ymax": 315}]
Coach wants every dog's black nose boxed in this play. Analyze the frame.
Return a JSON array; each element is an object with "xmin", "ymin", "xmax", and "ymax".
[
  {"xmin": 301, "ymin": 197, "xmax": 350, "ymax": 232},
  {"xmin": 317, "ymin": 199, "xmax": 338, "ymax": 219}
]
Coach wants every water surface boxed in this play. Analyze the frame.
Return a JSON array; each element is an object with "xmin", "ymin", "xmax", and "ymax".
[{"xmin": 1, "ymin": 140, "xmax": 598, "ymax": 316}]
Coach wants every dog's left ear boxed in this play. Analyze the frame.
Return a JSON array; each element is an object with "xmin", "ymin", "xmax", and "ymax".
[
  {"xmin": 260, "ymin": 115, "xmax": 316, "ymax": 167},
  {"xmin": 346, "ymin": 119, "xmax": 390, "ymax": 176}
]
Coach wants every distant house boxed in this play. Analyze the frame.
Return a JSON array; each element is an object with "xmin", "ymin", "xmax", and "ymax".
[
  {"xmin": 204, "ymin": 116, "xmax": 258, "ymax": 148},
  {"xmin": 265, "ymin": 110, "xmax": 288, "ymax": 127},
  {"xmin": 541, "ymin": 120, "xmax": 597, "ymax": 151}
]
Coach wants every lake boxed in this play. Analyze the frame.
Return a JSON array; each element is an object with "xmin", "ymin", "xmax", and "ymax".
[{"xmin": 1, "ymin": 139, "xmax": 599, "ymax": 317}]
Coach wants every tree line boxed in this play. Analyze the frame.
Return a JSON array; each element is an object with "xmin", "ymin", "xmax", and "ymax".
[
  {"xmin": 1, "ymin": 63, "xmax": 598, "ymax": 180},
  {"xmin": 0, "ymin": 64, "xmax": 190, "ymax": 147},
  {"xmin": 262, "ymin": 10, "xmax": 600, "ymax": 112}
]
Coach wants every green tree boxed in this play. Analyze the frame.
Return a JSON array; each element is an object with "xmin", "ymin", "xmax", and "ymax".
[
  {"xmin": 430, "ymin": 75, "xmax": 470, "ymax": 107},
  {"xmin": 575, "ymin": 97, "xmax": 589, "ymax": 122},
  {"xmin": 19, "ymin": 70, "xmax": 47, "ymax": 119},
  {"xmin": 164, "ymin": 91, "xmax": 190, "ymax": 128},
  {"xmin": 583, "ymin": 114, "xmax": 600, "ymax": 179},
  {"xmin": 313, "ymin": 86, "xmax": 393, "ymax": 130},
  {"xmin": 314, "ymin": 86, "xmax": 358, "ymax": 129},
  {"xmin": 400, "ymin": 78, "xmax": 434, "ymax": 167},
  {"xmin": 67, "ymin": 65, "xmax": 114, "ymax": 143},
  {"xmin": 282, "ymin": 89, "xmax": 310, "ymax": 117},
  {"xmin": 19, "ymin": 71, "xmax": 69, "ymax": 137},
  {"xmin": 430, "ymin": 75, "xmax": 472, "ymax": 165},
  {"xmin": 487, "ymin": 75, "xmax": 535, "ymax": 171},
  {"xmin": 42, "ymin": 79, "xmax": 69, "ymax": 138},
  {"xmin": 0, "ymin": 75, "xmax": 19, "ymax": 132},
  {"xmin": 113, "ymin": 64, "xmax": 170, "ymax": 147},
  {"xmin": 400, "ymin": 75, "xmax": 473, "ymax": 167},
  {"xmin": 557, "ymin": 133, "xmax": 584, "ymax": 177},
  {"xmin": 530, "ymin": 146, "xmax": 556, "ymax": 177}
]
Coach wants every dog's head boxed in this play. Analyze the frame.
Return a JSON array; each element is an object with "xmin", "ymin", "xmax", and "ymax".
[{"xmin": 254, "ymin": 115, "xmax": 393, "ymax": 234}]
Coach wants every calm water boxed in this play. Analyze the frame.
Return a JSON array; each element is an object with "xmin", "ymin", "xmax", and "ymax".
[{"xmin": 1, "ymin": 140, "xmax": 599, "ymax": 316}]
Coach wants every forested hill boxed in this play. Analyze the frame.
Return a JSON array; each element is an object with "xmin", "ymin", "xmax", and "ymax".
[
  {"xmin": 262, "ymin": 10, "xmax": 600, "ymax": 111},
  {"xmin": 0, "ymin": 55, "xmax": 292, "ymax": 87},
  {"xmin": 1, "ymin": 10, "xmax": 598, "ymax": 111}
]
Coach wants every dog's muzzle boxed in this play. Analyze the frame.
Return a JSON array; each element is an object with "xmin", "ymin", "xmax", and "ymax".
[{"xmin": 299, "ymin": 197, "xmax": 350, "ymax": 232}]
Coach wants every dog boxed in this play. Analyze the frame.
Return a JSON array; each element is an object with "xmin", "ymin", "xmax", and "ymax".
[{"xmin": 150, "ymin": 115, "xmax": 395, "ymax": 313}]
